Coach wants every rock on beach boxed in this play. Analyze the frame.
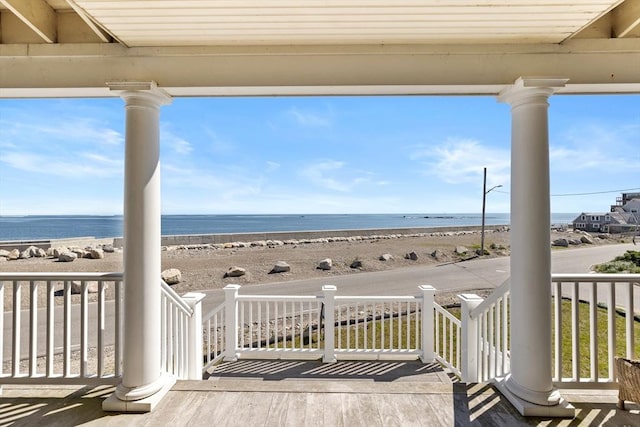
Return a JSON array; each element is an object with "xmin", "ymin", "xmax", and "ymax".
[
  {"xmin": 270, "ymin": 261, "xmax": 291, "ymax": 274},
  {"xmin": 58, "ymin": 252, "xmax": 77, "ymax": 262},
  {"xmin": 162, "ymin": 268, "xmax": 182, "ymax": 285},
  {"xmin": 225, "ymin": 266, "xmax": 247, "ymax": 278},
  {"xmin": 317, "ymin": 258, "xmax": 332, "ymax": 270}
]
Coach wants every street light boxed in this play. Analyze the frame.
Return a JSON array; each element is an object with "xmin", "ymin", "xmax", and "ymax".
[{"xmin": 480, "ymin": 167, "xmax": 502, "ymax": 256}]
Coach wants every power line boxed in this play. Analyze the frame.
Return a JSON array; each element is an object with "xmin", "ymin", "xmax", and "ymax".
[
  {"xmin": 490, "ymin": 187, "xmax": 640, "ymax": 197},
  {"xmin": 551, "ymin": 187, "xmax": 640, "ymax": 197}
]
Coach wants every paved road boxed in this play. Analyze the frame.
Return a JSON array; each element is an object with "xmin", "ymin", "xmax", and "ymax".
[
  {"xmin": 3, "ymin": 243, "xmax": 637, "ymax": 362},
  {"xmin": 198, "ymin": 243, "xmax": 638, "ymax": 314}
]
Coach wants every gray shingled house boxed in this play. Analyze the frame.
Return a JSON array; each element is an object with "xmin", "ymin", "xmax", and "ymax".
[{"xmin": 573, "ymin": 193, "xmax": 640, "ymax": 233}]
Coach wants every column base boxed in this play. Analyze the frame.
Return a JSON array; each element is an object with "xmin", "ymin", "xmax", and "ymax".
[
  {"xmin": 223, "ymin": 353, "xmax": 238, "ymax": 362},
  {"xmin": 494, "ymin": 376, "xmax": 575, "ymax": 418},
  {"xmin": 103, "ymin": 373, "xmax": 176, "ymax": 413},
  {"xmin": 419, "ymin": 354, "xmax": 435, "ymax": 364}
]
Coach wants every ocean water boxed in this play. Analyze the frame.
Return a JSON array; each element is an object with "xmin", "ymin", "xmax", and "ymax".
[{"xmin": 0, "ymin": 213, "xmax": 577, "ymax": 242}]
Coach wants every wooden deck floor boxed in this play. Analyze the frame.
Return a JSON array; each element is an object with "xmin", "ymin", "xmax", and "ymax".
[{"xmin": 0, "ymin": 361, "xmax": 638, "ymax": 426}]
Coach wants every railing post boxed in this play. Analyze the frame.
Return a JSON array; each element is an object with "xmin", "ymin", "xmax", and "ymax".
[
  {"xmin": 419, "ymin": 285, "xmax": 436, "ymax": 363},
  {"xmin": 182, "ymin": 292, "xmax": 206, "ymax": 380},
  {"xmin": 322, "ymin": 285, "xmax": 337, "ymax": 363},
  {"xmin": 459, "ymin": 293, "xmax": 483, "ymax": 383},
  {"xmin": 223, "ymin": 285, "xmax": 240, "ymax": 362}
]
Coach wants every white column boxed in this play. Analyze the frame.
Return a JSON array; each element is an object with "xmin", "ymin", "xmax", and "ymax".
[
  {"xmin": 419, "ymin": 285, "xmax": 436, "ymax": 363},
  {"xmin": 498, "ymin": 77, "xmax": 572, "ymax": 416},
  {"xmin": 183, "ymin": 292, "xmax": 206, "ymax": 380},
  {"xmin": 322, "ymin": 285, "xmax": 337, "ymax": 363},
  {"xmin": 459, "ymin": 293, "xmax": 483, "ymax": 383},
  {"xmin": 110, "ymin": 82, "xmax": 171, "ymax": 404},
  {"xmin": 223, "ymin": 284, "xmax": 240, "ymax": 362}
]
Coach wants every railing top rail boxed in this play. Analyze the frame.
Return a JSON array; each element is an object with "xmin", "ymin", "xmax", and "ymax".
[
  {"xmin": 161, "ymin": 280, "xmax": 193, "ymax": 316},
  {"xmin": 335, "ymin": 295, "xmax": 420, "ymax": 302},
  {"xmin": 552, "ymin": 273, "xmax": 640, "ymax": 283},
  {"xmin": 469, "ymin": 278, "xmax": 510, "ymax": 319},
  {"xmin": 0, "ymin": 272, "xmax": 123, "ymax": 281},
  {"xmin": 202, "ymin": 302, "xmax": 225, "ymax": 322},
  {"xmin": 236, "ymin": 295, "xmax": 321, "ymax": 302},
  {"xmin": 435, "ymin": 303, "xmax": 461, "ymax": 325}
]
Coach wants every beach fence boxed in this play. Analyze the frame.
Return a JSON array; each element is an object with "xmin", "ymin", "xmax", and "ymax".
[
  {"xmin": 201, "ymin": 284, "xmax": 462, "ymax": 376},
  {"xmin": 457, "ymin": 274, "xmax": 640, "ymax": 387},
  {"xmin": 0, "ymin": 274, "xmax": 462, "ymax": 383},
  {"xmin": 1, "ymin": 272, "xmax": 636, "ymax": 386},
  {"xmin": 0, "ymin": 272, "xmax": 206, "ymax": 385},
  {"xmin": 0, "ymin": 272, "xmax": 124, "ymax": 385}
]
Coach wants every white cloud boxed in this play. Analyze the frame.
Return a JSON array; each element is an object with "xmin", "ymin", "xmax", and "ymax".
[
  {"xmin": 266, "ymin": 161, "xmax": 280, "ymax": 172},
  {"xmin": 550, "ymin": 123, "xmax": 640, "ymax": 172},
  {"xmin": 0, "ymin": 108, "xmax": 125, "ymax": 179},
  {"xmin": 28, "ymin": 121, "xmax": 123, "ymax": 146},
  {"xmin": 299, "ymin": 160, "xmax": 372, "ymax": 192},
  {"xmin": 410, "ymin": 138, "xmax": 510, "ymax": 188},
  {"xmin": 161, "ymin": 163, "xmax": 263, "ymax": 201},
  {"xmin": 0, "ymin": 151, "xmax": 122, "ymax": 178},
  {"xmin": 288, "ymin": 107, "xmax": 332, "ymax": 127},
  {"xmin": 162, "ymin": 129, "xmax": 193, "ymax": 155},
  {"xmin": 202, "ymin": 128, "xmax": 235, "ymax": 154}
]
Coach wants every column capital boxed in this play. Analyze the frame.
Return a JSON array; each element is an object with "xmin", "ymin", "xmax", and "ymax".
[
  {"xmin": 498, "ymin": 77, "xmax": 569, "ymax": 107},
  {"xmin": 107, "ymin": 81, "xmax": 172, "ymax": 108}
]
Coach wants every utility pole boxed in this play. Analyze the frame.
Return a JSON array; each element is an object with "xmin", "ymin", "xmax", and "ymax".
[{"xmin": 480, "ymin": 167, "xmax": 502, "ymax": 256}]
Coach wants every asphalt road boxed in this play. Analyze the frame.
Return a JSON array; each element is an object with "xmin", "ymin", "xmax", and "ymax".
[
  {"xmin": 198, "ymin": 243, "xmax": 638, "ymax": 314},
  {"xmin": 3, "ymin": 243, "xmax": 636, "ymax": 363}
]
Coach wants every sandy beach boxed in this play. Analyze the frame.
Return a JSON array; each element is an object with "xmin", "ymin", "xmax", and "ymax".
[{"xmin": 0, "ymin": 227, "xmax": 628, "ymax": 299}]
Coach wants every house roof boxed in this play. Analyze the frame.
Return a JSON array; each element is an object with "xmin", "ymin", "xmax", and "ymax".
[{"xmin": 1, "ymin": 1, "xmax": 639, "ymax": 97}]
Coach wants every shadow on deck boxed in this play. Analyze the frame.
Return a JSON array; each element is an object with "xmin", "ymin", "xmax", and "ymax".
[{"xmin": 0, "ymin": 361, "xmax": 638, "ymax": 426}]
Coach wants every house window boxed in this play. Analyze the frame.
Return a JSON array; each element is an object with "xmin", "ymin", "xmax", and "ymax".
[
  {"xmin": 592, "ymin": 224, "xmax": 599, "ymax": 230},
  {"xmin": 581, "ymin": 215, "xmax": 586, "ymax": 221},
  {"xmin": 605, "ymin": 215, "xmax": 610, "ymax": 222},
  {"xmin": 591, "ymin": 215, "xmax": 600, "ymax": 221}
]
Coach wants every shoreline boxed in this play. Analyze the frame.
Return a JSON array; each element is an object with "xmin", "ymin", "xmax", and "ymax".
[
  {"xmin": 2, "ymin": 227, "xmax": 628, "ymax": 299},
  {"xmin": 0, "ymin": 224, "xmax": 512, "ymax": 252}
]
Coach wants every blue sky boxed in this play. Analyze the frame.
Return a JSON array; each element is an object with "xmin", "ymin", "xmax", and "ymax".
[{"xmin": 0, "ymin": 94, "xmax": 638, "ymax": 216}]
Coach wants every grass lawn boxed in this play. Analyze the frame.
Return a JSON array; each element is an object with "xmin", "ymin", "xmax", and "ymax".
[
  {"xmin": 268, "ymin": 299, "xmax": 639, "ymax": 381},
  {"xmin": 553, "ymin": 297, "xmax": 640, "ymax": 379}
]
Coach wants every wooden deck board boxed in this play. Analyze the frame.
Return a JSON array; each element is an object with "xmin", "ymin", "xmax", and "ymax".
[
  {"xmin": 264, "ymin": 392, "xmax": 290, "ymax": 427},
  {"xmin": 322, "ymin": 392, "xmax": 345, "ymax": 427},
  {"xmin": 1, "ymin": 361, "xmax": 639, "ymax": 426},
  {"xmin": 418, "ymin": 393, "xmax": 456, "ymax": 427},
  {"xmin": 302, "ymin": 391, "xmax": 325, "ymax": 426}
]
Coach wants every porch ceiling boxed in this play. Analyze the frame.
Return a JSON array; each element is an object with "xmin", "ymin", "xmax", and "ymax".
[{"xmin": 0, "ymin": 1, "xmax": 639, "ymax": 96}]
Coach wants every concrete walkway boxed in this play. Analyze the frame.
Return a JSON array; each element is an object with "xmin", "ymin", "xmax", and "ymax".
[{"xmin": 0, "ymin": 361, "xmax": 638, "ymax": 426}]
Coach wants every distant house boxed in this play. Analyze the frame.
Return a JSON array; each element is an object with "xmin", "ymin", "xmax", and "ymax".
[
  {"xmin": 572, "ymin": 212, "xmax": 613, "ymax": 233},
  {"xmin": 574, "ymin": 193, "xmax": 640, "ymax": 233},
  {"xmin": 610, "ymin": 192, "xmax": 640, "ymax": 212}
]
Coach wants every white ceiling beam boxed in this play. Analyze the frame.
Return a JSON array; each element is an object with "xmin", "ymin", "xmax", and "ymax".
[
  {"xmin": 0, "ymin": 0, "xmax": 56, "ymax": 43},
  {"xmin": 1, "ymin": 39, "xmax": 639, "ymax": 97},
  {"xmin": 612, "ymin": 0, "xmax": 640, "ymax": 37},
  {"xmin": 65, "ymin": 0, "xmax": 111, "ymax": 43}
]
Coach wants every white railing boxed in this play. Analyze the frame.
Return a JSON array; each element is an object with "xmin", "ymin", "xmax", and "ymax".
[
  {"xmin": 160, "ymin": 281, "xmax": 205, "ymax": 380},
  {"xmin": 460, "ymin": 279, "xmax": 511, "ymax": 383},
  {"xmin": 552, "ymin": 273, "xmax": 639, "ymax": 385},
  {"xmin": 458, "ymin": 274, "xmax": 640, "ymax": 386},
  {"xmin": 202, "ymin": 302, "xmax": 225, "ymax": 371},
  {"xmin": 434, "ymin": 302, "xmax": 461, "ymax": 378},
  {"xmin": 204, "ymin": 284, "xmax": 438, "ymax": 371},
  {"xmin": 0, "ymin": 272, "xmax": 123, "ymax": 385},
  {"xmin": 334, "ymin": 292, "xmax": 430, "ymax": 360}
]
